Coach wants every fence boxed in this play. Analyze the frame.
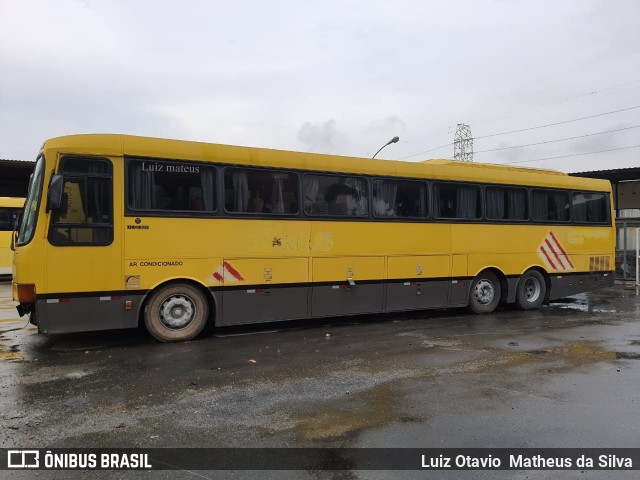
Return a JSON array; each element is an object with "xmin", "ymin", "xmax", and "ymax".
[{"xmin": 616, "ymin": 218, "xmax": 640, "ymax": 281}]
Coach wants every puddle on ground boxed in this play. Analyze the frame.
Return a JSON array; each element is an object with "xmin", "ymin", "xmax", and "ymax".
[
  {"xmin": 0, "ymin": 342, "xmax": 22, "ymax": 361},
  {"xmin": 615, "ymin": 352, "xmax": 640, "ymax": 360},
  {"xmin": 294, "ymin": 383, "xmax": 400, "ymax": 442},
  {"xmin": 290, "ymin": 352, "xmax": 533, "ymax": 442},
  {"xmin": 525, "ymin": 342, "xmax": 640, "ymax": 362},
  {"xmin": 295, "ymin": 343, "xmax": 640, "ymax": 441},
  {"xmin": 290, "ymin": 339, "xmax": 634, "ymax": 443},
  {"xmin": 396, "ymin": 331, "xmax": 464, "ymax": 349},
  {"xmin": 549, "ymin": 296, "xmax": 618, "ymax": 314}
]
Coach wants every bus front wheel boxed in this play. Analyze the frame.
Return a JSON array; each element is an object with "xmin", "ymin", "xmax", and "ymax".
[
  {"xmin": 515, "ymin": 270, "xmax": 546, "ymax": 310},
  {"xmin": 469, "ymin": 271, "xmax": 501, "ymax": 314},
  {"xmin": 144, "ymin": 283, "xmax": 209, "ymax": 342}
]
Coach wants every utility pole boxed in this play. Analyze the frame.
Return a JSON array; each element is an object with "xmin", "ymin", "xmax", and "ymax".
[{"xmin": 453, "ymin": 124, "xmax": 473, "ymax": 162}]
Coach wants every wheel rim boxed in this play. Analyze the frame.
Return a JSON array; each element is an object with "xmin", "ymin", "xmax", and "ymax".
[
  {"xmin": 523, "ymin": 277, "xmax": 542, "ymax": 303},
  {"xmin": 159, "ymin": 295, "xmax": 196, "ymax": 330},
  {"xmin": 474, "ymin": 279, "xmax": 495, "ymax": 305}
]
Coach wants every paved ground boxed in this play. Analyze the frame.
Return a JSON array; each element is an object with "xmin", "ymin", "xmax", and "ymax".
[{"xmin": 0, "ymin": 281, "xmax": 639, "ymax": 479}]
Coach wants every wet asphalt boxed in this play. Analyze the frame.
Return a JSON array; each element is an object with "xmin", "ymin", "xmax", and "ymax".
[{"xmin": 0, "ymin": 281, "xmax": 639, "ymax": 480}]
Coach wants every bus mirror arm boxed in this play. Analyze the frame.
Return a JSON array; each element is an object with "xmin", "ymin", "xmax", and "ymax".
[
  {"xmin": 10, "ymin": 211, "xmax": 21, "ymax": 251},
  {"xmin": 46, "ymin": 174, "xmax": 64, "ymax": 213}
]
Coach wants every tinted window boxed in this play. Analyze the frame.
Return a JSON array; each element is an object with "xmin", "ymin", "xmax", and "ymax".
[
  {"xmin": 303, "ymin": 174, "xmax": 368, "ymax": 217},
  {"xmin": 127, "ymin": 159, "xmax": 216, "ymax": 212},
  {"xmin": 60, "ymin": 158, "xmax": 111, "ymax": 175},
  {"xmin": 485, "ymin": 186, "xmax": 528, "ymax": 221},
  {"xmin": 572, "ymin": 192, "xmax": 608, "ymax": 223},
  {"xmin": 372, "ymin": 179, "xmax": 427, "ymax": 218},
  {"xmin": 0, "ymin": 207, "xmax": 21, "ymax": 231},
  {"xmin": 532, "ymin": 189, "xmax": 570, "ymax": 222},
  {"xmin": 434, "ymin": 183, "xmax": 481, "ymax": 219},
  {"xmin": 224, "ymin": 168, "xmax": 298, "ymax": 215},
  {"xmin": 49, "ymin": 157, "xmax": 113, "ymax": 245}
]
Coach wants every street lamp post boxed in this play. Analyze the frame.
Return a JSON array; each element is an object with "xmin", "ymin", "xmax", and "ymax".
[{"xmin": 372, "ymin": 136, "xmax": 399, "ymax": 159}]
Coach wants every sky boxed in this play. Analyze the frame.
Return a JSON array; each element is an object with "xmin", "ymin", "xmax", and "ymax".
[{"xmin": 0, "ymin": 0, "xmax": 639, "ymax": 173}]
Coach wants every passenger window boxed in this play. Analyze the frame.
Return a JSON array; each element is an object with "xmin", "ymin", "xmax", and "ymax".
[
  {"xmin": 485, "ymin": 186, "xmax": 528, "ymax": 221},
  {"xmin": 127, "ymin": 159, "xmax": 216, "ymax": 212},
  {"xmin": 434, "ymin": 183, "xmax": 481, "ymax": 219},
  {"xmin": 372, "ymin": 179, "xmax": 427, "ymax": 218},
  {"xmin": 532, "ymin": 189, "xmax": 570, "ymax": 222},
  {"xmin": 303, "ymin": 174, "xmax": 368, "ymax": 217},
  {"xmin": 572, "ymin": 192, "xmax": 608, "ymax": 223},
  {"xmin": 224, "ymin": 168, "xmax": 299, "ymax": 215}
]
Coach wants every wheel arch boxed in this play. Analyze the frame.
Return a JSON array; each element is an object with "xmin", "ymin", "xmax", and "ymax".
[
  {"xmin": 519, "ymin": 265, "xmax": 551, "ymax": 303},
  {"xmin": 135, "ymin": 277, "xmax": 218, "ymax": 328},
  {"xmin": 472, "ymin": 266, "xmax": 509, "ymax": 304}
]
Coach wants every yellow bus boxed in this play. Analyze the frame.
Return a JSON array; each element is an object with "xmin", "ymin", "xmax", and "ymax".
[
  {"xmin": 12, "ymin": 134, "xmax": 614, "ymax": 342},
  {"xmin": 0, "ymin": 197, "xmax": 24, "ymax": 276}
]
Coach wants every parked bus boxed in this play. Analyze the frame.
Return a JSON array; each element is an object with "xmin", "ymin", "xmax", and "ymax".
[
  {"xmin": 12, "ymin": 134, "xmax": 614, "ymax": 341},
  {"xmin": 0, "ymin": 197, "xmax": 24, "ymax": 276}
]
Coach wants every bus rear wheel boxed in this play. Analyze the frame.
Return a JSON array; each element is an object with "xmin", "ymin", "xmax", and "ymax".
[
  {"xmin": 144, "ymin": 283, "xmax": 209, "ymax": 342},
  {"xmin": 469, "ymin": 271, "xmax": 501, "ymax": 314},
  {"xmin": 515, "ymin": 270, "xmax": 546, "ymax": 310}
]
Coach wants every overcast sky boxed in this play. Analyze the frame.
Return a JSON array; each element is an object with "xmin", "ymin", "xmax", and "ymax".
[{"xmin": 1, "ymin": 0, "xmax": 639, "ymax": 173}]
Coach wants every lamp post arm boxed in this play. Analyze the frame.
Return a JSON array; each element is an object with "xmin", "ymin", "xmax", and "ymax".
[
  {"xmin": 372, "ymin": 136, "xmax": 399, "ymax": 159},
  {"xmin": 372, "ymin": 145, "xmax": 387, "ymax": 159}
]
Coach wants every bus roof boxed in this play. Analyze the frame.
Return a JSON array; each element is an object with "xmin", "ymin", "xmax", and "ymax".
[{"xmin": 42, "ymin": 134, "xmax": 611, "ymax": 192}]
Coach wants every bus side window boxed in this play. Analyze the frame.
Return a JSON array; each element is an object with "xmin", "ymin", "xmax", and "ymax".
[
  {"xmin": 190, "ymin": 196, "xmax": 204, "ymax": 210},
  {"xmin": 304, "ymin": 174, "xmax": 368, "ymax": 217},
  {"xmin": 48, "ymin": 157, "xmax": 113, "ymax": 246},
  {"xmin": 372, "ymin": 179, "xmax": 427, "ymax": 219},
  {"xmin": 532, "ymin": 189, "xmax": 570, "ymax": 223},
  {"xmin": 224, "ymin": 168, "xmax": 299, "ymax": 215},
  {"xmin": 127, "ymin": 159, "xmax": 217, "ymax": 213},
  {"xmin": 434, "ymin": 183, "xmax": 456, "ymax": 218}
]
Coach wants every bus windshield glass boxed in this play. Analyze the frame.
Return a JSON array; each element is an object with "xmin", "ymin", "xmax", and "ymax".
[{"xmin": 17, "ymin": 155, "xmax": 45, "ymax": 245}]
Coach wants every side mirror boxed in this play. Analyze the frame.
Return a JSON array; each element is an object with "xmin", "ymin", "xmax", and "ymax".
[{"xmin": 46, "ymin": 174, "xmax": 64, "ymax": 212}]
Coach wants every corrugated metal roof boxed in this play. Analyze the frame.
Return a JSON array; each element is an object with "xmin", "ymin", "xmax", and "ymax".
[
  {"xmin": 571, "ymin": 167, "xmax": 640, "ymax": 182},
  {"xmin": 0, "ymin": 159, "xmax": 34, "ymax": 166}
]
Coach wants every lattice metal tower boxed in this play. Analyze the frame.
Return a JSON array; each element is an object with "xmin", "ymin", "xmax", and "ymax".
[{"xmin": 453, "ymin": 124, "xmax": 473, "ymax": 161}]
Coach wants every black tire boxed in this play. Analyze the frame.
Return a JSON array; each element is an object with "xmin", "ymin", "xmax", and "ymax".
[
  {"xmin": 515, "ymin": 270, "xmax": 546, "ymax": 310},
  {"xmin": 144, "ymin": 283, "xmax": 209, "ymax": 342},
  {"xmin": 469, "ymin": 271, "xmax": 501, "ymax": 314}
]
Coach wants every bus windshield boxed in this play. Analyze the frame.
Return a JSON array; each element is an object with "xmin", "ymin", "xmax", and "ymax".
[{"xmin": 17, "ymin": 155, "xmax": 45, "ymax": 245}]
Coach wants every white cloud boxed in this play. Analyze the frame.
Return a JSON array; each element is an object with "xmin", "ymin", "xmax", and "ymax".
[
  {"xmin": 0, "ymin": 0, "xmax": 639, "ymax": 172},
  {"xmin": 297, "ymin": 119, "xmax": 350, "ymax": 154}
]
